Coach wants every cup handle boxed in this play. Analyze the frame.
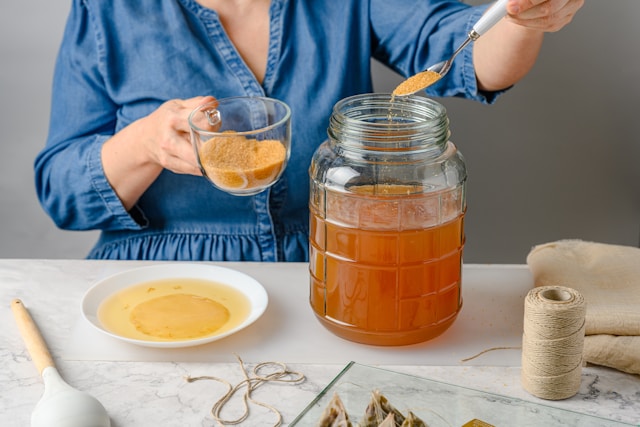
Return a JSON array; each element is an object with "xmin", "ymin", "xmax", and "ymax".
[{"xmin": 204, "ymin": 108, "xmax": 221, "ymax": 130}]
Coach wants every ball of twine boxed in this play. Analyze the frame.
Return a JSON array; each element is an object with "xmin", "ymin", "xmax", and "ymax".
[{"xmin": 521, "ymin": 285, "xmax": 586, "ymax": 400}]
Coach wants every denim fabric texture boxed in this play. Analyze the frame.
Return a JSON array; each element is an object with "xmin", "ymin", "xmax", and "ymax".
[{"xmin": 35, "ymin": 0, "xmax": 494, "ymax": 261}]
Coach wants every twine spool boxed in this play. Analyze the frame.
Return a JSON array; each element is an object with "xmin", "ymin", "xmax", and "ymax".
[{"xmin": 521, "ymin": 286, "xmax": 586, "ymax": 400}]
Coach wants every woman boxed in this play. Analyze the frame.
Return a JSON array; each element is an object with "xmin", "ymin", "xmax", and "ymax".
[{"xmin": 34, "ymin": 0, "xmax": 583, "ymax": 261}]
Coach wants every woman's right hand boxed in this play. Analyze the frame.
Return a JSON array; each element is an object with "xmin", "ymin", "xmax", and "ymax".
[{"xmin": 101, "ymin": 95, "xmax": 215, "ymax": 211}]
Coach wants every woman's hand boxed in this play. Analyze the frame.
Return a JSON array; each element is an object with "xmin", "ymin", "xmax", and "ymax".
[
  {"xmin": 102, "ymin": 95, "xmax": 215, "ymax": 210},
  {"xmin": 506, "ymin": 0, "xmax": 585, "ymax": 33},
  {"xmin": 473, "ymin": 0, "xmax": 584, "ymax": 92},
  {"xmin": 140, "ymin": 96, "xmax": 215, "ymax": 175}
]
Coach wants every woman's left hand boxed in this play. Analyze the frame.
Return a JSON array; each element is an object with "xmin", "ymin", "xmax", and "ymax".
[{"xmin": 506, "ymin": 0, "xmax": 585, "ymax": 32}]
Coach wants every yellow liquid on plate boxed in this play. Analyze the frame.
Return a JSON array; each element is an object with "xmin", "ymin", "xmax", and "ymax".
[{"xmin": 98, "ymin": 278, "xmax": 251, "ymax": 342}]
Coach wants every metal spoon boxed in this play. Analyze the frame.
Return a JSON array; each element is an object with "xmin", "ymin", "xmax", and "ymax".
[
  {"xmin": 11, "ymin": 299, "xmax": 111, "ymax": 427},
  {"xmin": 392, "ymin": 0, "xmax": 509, "ymax": 97}
]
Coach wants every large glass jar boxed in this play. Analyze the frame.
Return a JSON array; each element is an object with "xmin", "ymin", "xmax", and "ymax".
[{"xmin": 308, "ymin": 94, "xmax": 467, "ymax": 346}]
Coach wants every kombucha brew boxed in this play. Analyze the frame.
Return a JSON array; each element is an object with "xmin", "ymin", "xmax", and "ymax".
[{"xmin": 309, "ymin": 184, "xmax": 464, "ymax": 346}]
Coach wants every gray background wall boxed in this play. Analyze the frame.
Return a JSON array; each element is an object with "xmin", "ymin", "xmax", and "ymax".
[{"xmin": 2, "ymin": 1, "xmax": 639, "ymax": 262}]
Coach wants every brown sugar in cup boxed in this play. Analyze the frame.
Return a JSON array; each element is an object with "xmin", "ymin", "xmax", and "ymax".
[
  {"xmin": 200, "ymin": 132, "xmax": 287, "ymax": 191},
  {"xmin": 189, "ymin": 97, "xmax": 291, "ymax": 195}
]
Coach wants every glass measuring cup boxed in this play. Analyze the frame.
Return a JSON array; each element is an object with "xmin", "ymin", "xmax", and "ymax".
[{"xmin": 189, "ymin": 96, "xmax": 291, "ymax": 196}]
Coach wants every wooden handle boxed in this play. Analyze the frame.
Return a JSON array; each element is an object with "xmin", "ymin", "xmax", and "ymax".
[{"xmin": 11, "ymin": 299, "xmax": 55, "ymax": 375}]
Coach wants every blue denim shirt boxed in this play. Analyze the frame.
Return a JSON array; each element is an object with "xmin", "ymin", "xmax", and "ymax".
[{"xmin": 35, "ymin": 0, "xmax": 493, "ymax": 261}]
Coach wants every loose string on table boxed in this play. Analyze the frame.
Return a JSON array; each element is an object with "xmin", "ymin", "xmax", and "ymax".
[
  {"xmin": 185, "ymin": 354, "xmax": 305, "ymax": 426},
  {"xmin": 521, "ymin": 285, "xmax": 586, "ymax": 400},
  {"xmin": 460, "ymin": 346, "xmax": 521, "ymax": 363}
]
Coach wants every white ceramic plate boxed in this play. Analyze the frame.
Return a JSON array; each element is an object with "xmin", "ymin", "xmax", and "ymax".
[{"xmin": 81, "ymin": 263, "xmax": 268, "ymax": 348}]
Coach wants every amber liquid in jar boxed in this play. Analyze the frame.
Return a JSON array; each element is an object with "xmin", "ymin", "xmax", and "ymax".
[
  {"xmin": 309, "ymin": 184, "xmax": 464, "ymax": 346},
  {"xmin": 309, "ymin": 93, "xmax": 466, "ymax": 346}
]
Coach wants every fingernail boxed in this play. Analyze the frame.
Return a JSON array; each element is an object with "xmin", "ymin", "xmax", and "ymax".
[{"xmin": 508, "ymin": 0, "xmax": 520, "ymax": 14}]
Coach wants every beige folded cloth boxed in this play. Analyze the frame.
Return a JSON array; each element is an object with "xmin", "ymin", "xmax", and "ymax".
[{"xmin": 527, "ymin": 240, "xmax": 640, "ymax": 375}]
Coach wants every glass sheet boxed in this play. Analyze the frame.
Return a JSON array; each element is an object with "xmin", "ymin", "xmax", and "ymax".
[{"xmin": 290, "ymin": 362, "xmax": 634, "ymax": 427}]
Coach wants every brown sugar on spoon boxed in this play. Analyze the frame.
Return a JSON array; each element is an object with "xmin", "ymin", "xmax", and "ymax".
[{"xmin": 392, "ymin": 70, "xmax": 442, "ymax": 97}]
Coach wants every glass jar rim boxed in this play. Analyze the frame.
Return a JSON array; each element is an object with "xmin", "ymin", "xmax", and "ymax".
[{"xmin": 328, "ymin": 93, "xmax": 450, "ymax": 150}]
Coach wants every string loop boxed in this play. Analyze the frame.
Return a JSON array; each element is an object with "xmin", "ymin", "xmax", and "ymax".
[{"xmin": 186, "ymin": 354, "xmax": 305, "ymax": 426}]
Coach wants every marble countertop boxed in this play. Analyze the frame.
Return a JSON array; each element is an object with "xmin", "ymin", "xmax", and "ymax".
[{"xmin": 1, "ymin": 259, "xmax": 638, "ymax": 426}]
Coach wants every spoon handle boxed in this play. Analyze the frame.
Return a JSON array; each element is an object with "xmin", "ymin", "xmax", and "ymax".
[
  {"xmin": 11, "ymin": 299, "xmax": 55, "ymax": 375},
  {"xmin": 473, "ymin": 0, "xmax": 509, "ymax": 37}
]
